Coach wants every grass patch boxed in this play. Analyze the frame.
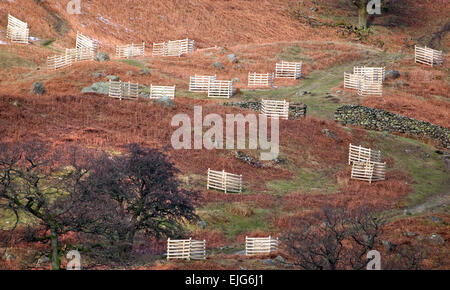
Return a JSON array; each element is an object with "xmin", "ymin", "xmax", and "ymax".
[
  {"xmin": 198, "ymin": 203, "xmax": 272, "ymax": 239},
  {"xmin": 370, "ymin": 131, "xmax": 449, "ymax": 208},
  {"xmin": 276, "ymin": 45, "xmax": 312, "ymax": 63},
  {"xmin": 267, "ymin": 167, "xmax": 339, "ymax": 195},
  {"xmin": 0, "ymin": 50, "xmax": 35, "ymax": 70},
  {"xmin": 118, "ymin": 59, "xmax": 147, "ymax": 69}
]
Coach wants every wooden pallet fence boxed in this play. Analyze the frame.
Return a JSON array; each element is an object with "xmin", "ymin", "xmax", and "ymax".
[
  {"xmin": 76, "ymin": 31, "xmax": 98, "ymax": 54},
  {"xmin": 116, "ymin": 43, "xmax": 145, "ymax": 59},
  {"xmin": 207, "ymin": 80, "xmax": 233, "ymax": 98},
  {"xmin": 351, "ymin": 161, "xmax": 386, "ymax": 184},
  {"xmin": 353, "ymin": 66, "xmax": 385, "ymax": 82},
  {"xmin": 344, "ymin": 73, "xmax": 382, "ymax": 96},
  {"xmin": 189, "ymin": 75, "xmax": 216, "ymax": 92},
  {"xmin": 344, "ymin": 72, "xmax": 363, "ymax": 90},
  {"xmin": 245, "ymin": 236, "xmax": 279, "ymax": 256},
  {"xmin": 357, "ymin": 78, "xmax": 382, "ymax": 96},
  {"xmin": 108, "ymin": 80, "xmax": 139, "ymax": 100},
  {"xmin": 275, "ymin": 61, "xmax": 302, "ymax": 79},
  {"xmin": 6, "ymin": 14, "xmax": 29, "ymax": 44},
  {"xmin": 207, "ymin": 169, "xmax": 242, "ymax": 194},
  {"xmin": 149, "ymin": 85, "xmax": 176, "ymax": 99},
  {"xmin": 261, "ymin": 99, "xmax": 289, "ymax": 120},
  {"xmin": 152, "ymin": 38, "xmax": 194, "ymax": 57},
  {"xmin": 248, "ymin": 72, "xmax": 274, "ymax": 87},
  {"xmin": 47, "ymin": 54, "xmax": 72, "ymax": 70},
  {"xmin": 415, "ymin": 45, "xmax": 443, "ymax": 67},
  {"xmin": 348, "ymin": 144, "xmax": 381, "ymax": 165},
  {"xmin": 167, "ymin": 238, "xmax": 206, "ymax": 260},
  {"xmin": 65, "ymin": 47, "xmax": 95, "ymax": 62}
]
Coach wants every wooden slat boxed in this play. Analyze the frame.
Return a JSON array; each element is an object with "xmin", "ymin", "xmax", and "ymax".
[
  {"xmin": 207, "ymin": 80, "xmax": 233, "ymax": 98},
  {"xmin": 152, "ymin": 38, "xmax": 194, "ymax": 57},
  {"xmin": 167, "ymin": 238, "xmax": 206, "ymax": 260},
  {"xmin": 149, "ymin": 85, "xmax": 176, "ymax": 99},
  {"xmin": 245, "ymin": 236, "xmax": 279, "ymax": 256},
  {"xmin": 189, "ymin": 75, "xmax": 216, "ymax": 92},
  {"xmin": 261, "ymin": 99, "xmax": 289, "ymax": 120},
  {"xmin": 248, "ymin": 72, "xmax": 274, "ymax": 87},
  {"xmin": 7, "ymin": 14, "xmax": 29, "ymax": 44},
  {"xmin": 415, "ymin": 45, "xmax": 443, "ymax": 67},
  {"xmin": 275, "ymin": 61, "xmax": 302, "ymax": 79},
  {"xmin": 116, "ymin": 43, "xmax": 145, "ymax": 58},
  {"xmin": 207, "ymin": 168, "xmax": 242, "ymax": 194}
]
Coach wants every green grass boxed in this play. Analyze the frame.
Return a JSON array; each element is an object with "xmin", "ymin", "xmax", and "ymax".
[
  {"xmin": 0, "ymin": 50, "xmax": 36, "ymax": 70},
  {"xmin": 267, "ymin": 167, "xmax": 339, "ymax": 195},
  {"xmin": 276, "ymin": 45, "xmax": 312, "ymax": 63},
  {"xmin": 369, "ymin": 131, "xmax": 449, "ymax": 208},
  {"xmin": 197, "ymin": 203, "xmax": 272, "ymax": 239},
  {"xmin": 117, "ymin": 59, "xmax": 147, "ymax": 69}
]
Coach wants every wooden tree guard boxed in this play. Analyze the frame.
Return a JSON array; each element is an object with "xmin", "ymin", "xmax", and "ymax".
[
  {"xmin": 275, "ymin": 61, "xmax": 302, "ymax": 79},
  {"xmin": 245, "ymin": 236, "xmax": 279, "ymax": 256},
  {"xmin": 248, "ymin": 72, "xmax": 274, "ymax": 87},
  {"xmin": 261, "ymin": 99, "xmax": 289, "ymax": 120},
  {"xmin": 152, "ymin": 39, "xmax": 194, "ymax": 57},
  {"xmin": 6, "ymin": 14, "xmax": 29, "ymax": 44},
  {"xmin": 76, "ymin": 31, "xmax": 98, "ymax": 54},
  {"xmin": 189, "ymin": 75, "xmax": 216, "ymax": 92},
  {"xmin": 207, "ymin": 169, "xmax": 242, "ymax": 194},
  {"xmin": 415, "ymin": 46, "xmax": 443, "ymax": 67},
  {"xmin": 167, "ymin": 238, "xmax": 206, "ymax": 260},
  {"xmin": 108, "ymin": 80, "xmax": 139, "ymax": 100},
  {"xmin": 116, "ymin": 43, "xmax": 145, "ymax": 58},
  {"xmin": 149, "ymin": 85, "xmax": 176, "ymax": 99},
  {"xmin": 348, "ymin": 144, "xmax": 381, "ymax": 165},
  {"xmin": 207, "ymin": 80, "xmax": 233, "ymax": 98}
]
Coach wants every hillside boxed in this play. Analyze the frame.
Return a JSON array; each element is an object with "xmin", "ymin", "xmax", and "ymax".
[{"xmin": 0, "ymin": 0, "xmax": 449, "ymax": 270}]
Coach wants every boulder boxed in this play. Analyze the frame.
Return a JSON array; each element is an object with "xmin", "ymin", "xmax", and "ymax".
[
  {"xmin": 81, "ymin": 82, "xmax": 109, "ymax": 94},
  {"xmin": 198, "ymin": 220, "xmax": 207, "ymax": 229},
  {"xmin": 275, "ymin": 256, "xmax": 286, "ymax": 264},
  {"xmin": 96, "ymin": 52, "xmax": 110, "ymax": 62},
  {"xmin": 92, "ymin": 72, "xmax": 104, "ymax": 78},
  {"xmin": 322, "ymin": 129, "xmax": 340, "ymax": 141},
  {"xmin": 31, "ymin": 82, "xmax": 45, "ymax": 95},
  {"xmin": 139, "ymin": 68, "xmax": 151, "ymax": 76},
  {"xmin": 382, "ymin": 240, "xmax": 396, "ymax": 252},
  {"xmin": 153, "ymin": 96, "xmax": 175, "ymax": 107},
  {"xmin": 106, "ymin": 75, "xmax": 120, "ymax": 81},
  {"xmin": 385, "ymin": 70, "xmax": 400, "ymax": 79},
  {"xmin": 227, "ymin": 53, "xmax": 239, "ymax": 63},
  {"xmin": 212, "ymin": 62, "xmax": 224, "ymax": 70},
  {"xmin": 263, "ymin": 259, "xmax": 276, "ymax": 266}
]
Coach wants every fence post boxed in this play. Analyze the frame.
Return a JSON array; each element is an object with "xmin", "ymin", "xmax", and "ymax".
[
  {"xmin": 223, "ymin": 170, "xmax": 227, "ymax": 194},
  {"xmin": 207, "ymin": 168, "xmax": 210, "ymax": 190},
  {"xmin": 188, "ymin": 238, "xmax": 192, "ymax": 261},
  {"xmin": 239, "ymin": 174, "xmax": 242, "ymax": 193},
  {"xmin": 167, "ymin": 238, "xmax": 171, "ymax": 261},
  {"xmin": 245, "ymin": 236, "xmax": 248, "ymax": 256}
]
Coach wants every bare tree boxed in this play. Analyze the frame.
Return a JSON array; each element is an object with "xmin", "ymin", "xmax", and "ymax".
[
  {"xmin": 282, "ymin": 207, "xmax": 385, "ymax": 270},
  {"xmin": 82, "ymin": 144, "xmax": 200, "ymax": 259},
  {"xmin": 0, "ymin": 141, "xmax": 100, "ymax": 269}
]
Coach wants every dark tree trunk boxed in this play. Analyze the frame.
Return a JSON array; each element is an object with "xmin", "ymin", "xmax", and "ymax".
[
  {"xmin": 358, "ymin": 3, "xmax": 369, "ymax": 29},
  {"xmin": 50, "ymin": 227, "xmax": 60, "ymax": 270}
]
